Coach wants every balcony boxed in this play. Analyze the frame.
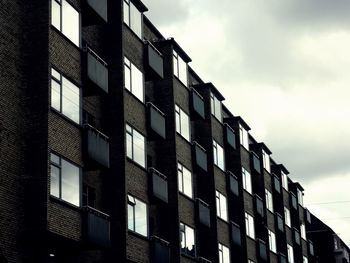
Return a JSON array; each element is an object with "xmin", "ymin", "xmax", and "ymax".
[
  {"xmin": 151, "ymin": 236, "xmax": 170, "ymax": 263},
  {"xmin": 191, "ymin": 89, "xmax": 205, "ymax": 119},
  {"xmin": 252, "ymin": 152, "xmax": 261, "ymax": 174},
  {"xmin": 145, "ymin": 41, "xmax": 164, "ymax": 80},
  {"xmin": 231, "ymin": 222, "xmax": 241, "ymax": 246},
  {"xmin": 82, "ymin": 206, "xmax": 110, "ymax": 247},
  {"xmin": 225, "ymin": 124, "xmax": 236, "ymax": 149},
  {"xmin": 149, "ymin": 168, "xmax": 168, "ymax": 203},
  {"xmin": 148, "ymin": 103, "xmax": 166, "ymax": 139},
  {"xmin": 257, "ymin": 239, "xmax": 268, "ymax": 261},
  {"xmin": 193, "ymin": 141, "xmax": 207, "ymax": 172},
  {"xmin": 197, "ymin": 198, "xmax": 210, "ymax": 227},
  {"xmin": 84, "ymin": 124, "xmax": 110, "ymax": 168},
  {"xmin": 84, "ymin": 47, "xmax": 108, "ymax": 95},
  {"xmin": 85, "ymin": 0, "xmax": 107, "ymax": 24}
]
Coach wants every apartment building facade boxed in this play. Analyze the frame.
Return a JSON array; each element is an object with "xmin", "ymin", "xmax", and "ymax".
[{"xmin": 0, "ymin": 0, "xmax": 343, "ymax": 262}]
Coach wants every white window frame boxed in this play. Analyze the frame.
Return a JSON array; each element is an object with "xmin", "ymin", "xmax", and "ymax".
[
  {"xmin": 242, "ymin": 168, "xmax": 252, "ymax": 194},
  {"xmin": 180, "ymin": 222, "xmax": 196, "ymax": 257},
  {"xmin": 303, "ymin": 256, "xmax": 308, "ymax": 263},
  {"xmin": 124, "ymin": 57, "xmax": 144, "ymax": 102},
  {"xmin": 262, "ymin": 150, "xmax": 270, "ymax": 173},
  {"xmin": 216, "ymin": 191, "xmax": 228, "ymax": 221},
  {"xmin": 239, "ymin": 124, "xmax": 249, "ymax": 150},
  {"xmin": 245, "ymin": 212, "xmax": 255, "ymax": 239},
  {"xmin": 173, "ymin": 51, "xmax": 188, "ymax": 86},
  {"xmin": 50, "ymin": 153, "xmax": 81, "ymax": 207},
  {"xmin": 287, "ymin": 244, "xmax": 294, "ymax": 263},
  {"xmin": 218, "ymin": 243, "xmax": 230, "ymax": 263},
  {"xmin": 210, "ymin": 92, "xmax": 222, "ymax": 122},
  {"xmin": 268, "ymin": 229, "xmax": 277, "ymax": 253},
  {"xmin": 51, "ymin": 68, "xmax": 81, "ymax": 124},
  {"xmin": 51, "ymin": 0, "xmax": 80, "ymax": 47},
  {"xmin": 281, "ymin": 171, "xmax": 289, "ymax": 190},
  {"xmin": 284, "ymin": 207, "xmax": 291, "ymax": 228},
  {"xmin": 178, "ymin": 163, "xmax": 193, "ymax": 198},
  {"xmin": 213, "ymin": 140, "xmax": 225, "ymax": 171},
  {"xmin": 123, "ymin": 0, "xmax": 143, "ymax": 38},
  {"xmin": 297, "ymin": 188, "xmax": 304, "ymax": 206},
  {"xmin": 127, "ymin": 194, "xmax": 148, "ymax": 237},
  {"xmin": 300, "ymin": 223, "xmax": 306, "ymax": 240},
  {"xmin": 265, "ymin": 189, "xmax": 274, "ymax": 212},
  {"xmin": 126, "ymin": 124, "xmax": 146, "ymax": 168},
  {"xmin": 175, "ymin": 104, "xmax": 191, "ymax": 141}
]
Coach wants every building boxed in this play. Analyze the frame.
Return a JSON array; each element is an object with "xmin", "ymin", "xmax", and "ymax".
[
  {"xmin": 306, "ymin": 213, "xmax": 350, "ymax": 263},
  {"xmin": 0, "ymin": 0, "xmax": 344, "ymax": 262}
]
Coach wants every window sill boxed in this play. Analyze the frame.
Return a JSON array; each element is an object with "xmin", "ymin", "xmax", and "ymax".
[
  {"xmin": 49, "ymin": 195, "xmax": 81, "ymax": 211},
  {"xmin": 173, "ymin": 75, "xmax": 189, "ymax": 90},
  {"xmin": 123, "ymin": 22, "xmax": 143, "ymax": 42},
  {"xmin": 180, "ymin": 252, "xmax": 196, "ymax": 260},
  {"xmin": 50, "ymin": 25, "xmax": 81, "ymax": 50},
  {"xmin": 50, "ymin": 108, "xmax": 82, "ymax": 129},
  {"xmin": 213, "ymin": 164, "xmax": 226, "ymax": 173},
  {"xmin": 217, "ymin": 216, "xmax": 229, "ymax": 224},
  {"xmin": 211, "ymin": 114, "xmax": 223, "ymax": 125},
  {"xmin": 243, "ymin": 188, "xmax": 253, "ymax": 197}
]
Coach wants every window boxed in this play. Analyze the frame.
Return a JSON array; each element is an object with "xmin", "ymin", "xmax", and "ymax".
[
  {"xmin": 242, "ymin": 168, "xmax": 252, "ymax": 194},
  {"xmin": 291, "ymin": 193, "xmax": 297, "ymax": 210},
  {"xmin": 51, "ymin": 0, "xmax": 80, "ymax": 46},
  {"xmin": 294, "ymin": 229, "xmax": 301, "ymax": 245},
  {"xmin": 180, "ymin": 223, "xmax": 195, "ymax": 257},
  {"xmin": 284, "ymin": 207, "xmax": 291, "ymax": 227},
  {"xmin": 213, "ymin": 140, "xmax": 225, "ymax": 170},
  {"xmin": 303, "ymin": 256, "xmax": 308, "ymax": 263},
  {"xmin": 248, "ymin": 260, "xmax": 255, "ymax": 263},
  {"xmin": 50, "ymin": 153, "xmax": 80, "ymax": 206},
  {"xmin": 231, "ymin": 223, "xmax": 241, "ymax": 246},
  {"xmin": 124, "ymin": 57, "xmax": 144, "ymax": 102},
  {"xmin": 175, "ymin": 105, "xmax": 190, "ymax": 141},
  {"xmin": 262, "ymin": 150, "xmax": 270, "ymax": 173},
  {"xmin": 309, "ymin": 241, "xmax": 314, "ymax": 256},
  {"xmin": 126, "ymin": 124, "xmax": 146, "ymax": 168},
  {"xmin": 276, "ymin": 213, "xmax": 284, "ymax": 232},
  {"xmin": 239, "ymin": 124, "xmax": 249, "ymax": 150},
  {"xmin": 268, "ymin": 230, "xmax": 277, "ymax": 253},
  {"xmin": 210, "ymin": 92, "xmax": 222, "ymax": 121},
  {"xmin": 218, "ymin": 243, "xmax": 230, "ymax": 263},
  {"xmin": 245, "ymin": 212, "xmax": 255, "ymax": 239},
  {"xmin": 173, "ymin": 51, "xmax": 188, "ymax": 86},
  {"xmin": 123, "ymin": 0, "xmax": 142, "ymax": 38},
  {"xmin": 287, "ymin": 244, "xmax": 294, "ymax": 263},
  {"xmin": 178, "ymin": 163, "xmax": 193, "ymax": 198},
  {"xmin": 297, "ymin": 188, "xmax": 303, "ymax": 206},
  {"xmin": 306, "ymin": 209, "xmax": 311, "ymax": 224},
  {"xmin": 265, "ymin": 189, "xmax": 274, "ymax": 212},
  {"xmin": 128, "ymin": 195, "xmax": 148, "ymax": 236},
  {"xmin": 300, "ymin": 223, "xmax": 306, "ymax": 240},
  {"xmin": 216, "ymin": 191, "xmax": 228, "ymax": 221},
  {"xmin": 229, "ymin": 173, "xmax": 239, "ymax": 196},
  {"xmin": 82, "ymin": 184, "xmax": 96, "ymax": 207},
  {"xmin": 51, "ymin": 68, "xmax": 80, "ymax": 124},
  {"xmin": 281, "ymin": 171, "xmax": 289, "ymax": 190}
]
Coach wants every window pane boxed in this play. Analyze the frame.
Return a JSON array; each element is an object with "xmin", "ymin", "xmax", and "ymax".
[
  {"xmin": 217, "ymin": 143, "xmax": 225, "ymax": 170},
  {"xmin": 62, "ymin": 77, "xmax": 80, "ymax": 123},
  {"xmin": 133, "ymin": 129, "xmax": 145, "ymax": 167},
  {"xmin": 135, "ymin": 199, "xmax": 147, "ymax": 236},
  {"xmin": 221, "ymin": 195, "xmax": 228, "ymax": 221},
  {"xmin": 183, "ymin": 167, "xmax": 192, "ymax": 198},
  {"xmin": 123, "ymin": 0, "xmax": 129, "ymax": 25},
  {"xmin": 126, "ymin": 132, "xmax": 133, "ymax": 159},
  {"xmin": 214, "ymin": 97, "xmax": 222, "ymax": 121},
  {"xmin": 223, "ymin": 245, "xmax": 230, "ymax": 263},
  {"xmin": 61, "ymin": 160, "xmax": 80, "ymax": 206},
  {"xmin": 173, "ymin": 53, "xmax": 179, "ymax": 77},
  {"xmin": 51, "ymin": 68, "xmax": 61, "ymax": 80},
  {"xmin": 175, "ymin": 110, "xmax": 180, "ymax": 134},
  {"xmin": 186, "ymin": 226, "xmax": 195, "ymax": 256},
  {"xmin": 124, "ymin": 64, "xmax": 131, "ymax": 91},
  {"xmin": 51, "ymin": 0, "xmax": 61, "ymax": 29},
  {"xmin": 51, "ymin": 79, "xmax": 61, "ymax": 111},
  {"xmin": 50, "ymin": 153, "xmax": 60, "ymax": 165},
  {"xmin": 178, "ymin": 57, "xmax": 188, "ymax": 86},
  {"xmin": 50, "ymin": 165, "xmax": 60, "ymax": 198},
  {"xmin": 131, "ymin": 64, "xmax": 143, "ymax": 102},
  {"xmin": 180, "ymin": 111, "xmax": 190, "ymax": 141},
  {"xmin": 130, "ymin": 2, "xmax": 142, "ymax": 38},
  {"xmin": 62, "ymin": 0, "xmax": 80, "ymax": 46},
  {"xmin": 128, "ymin": 204, "xmax": 134, "ymax": 230}
]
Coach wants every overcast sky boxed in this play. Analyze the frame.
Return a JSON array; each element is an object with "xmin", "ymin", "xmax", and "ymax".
[{"xmin": 143, "ymin": 0, "xmax": 350, "ymax": 245}]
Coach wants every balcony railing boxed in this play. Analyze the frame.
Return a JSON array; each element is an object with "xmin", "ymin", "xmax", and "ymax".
[
  {"xmin": 145, "ymin": 41, "xmax": 164, "ymax": 79},
  {"xmin": 151, "ymin": 236, "xmax": 170, "ymax": 263},
  {"xmin": 148, "ymin": 103, "xmax": 166, "ymax": 139},
  {"xmin": 84, "ymin": 47, "xmax": 108, "ymax": 94},
  {"xmin": 84, "ymin": 124, "xmax": 110, "ymax": 168},
  {"xmin": 87, "ymin": 0, "xmax": 107, "ymax": 23},
  {"xmin": 149, "ymin": 168, "xmax": 168, "ymax": 203},
  {"xmin": 82, "ymin": 206, "xmax": 110, "ymax": 247}
]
